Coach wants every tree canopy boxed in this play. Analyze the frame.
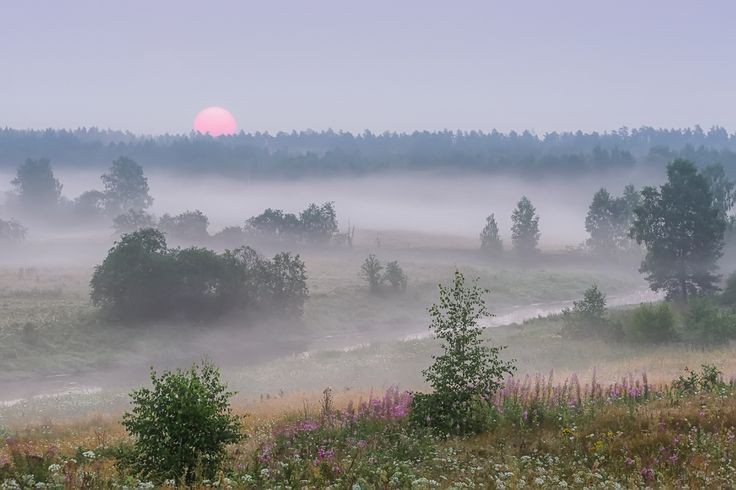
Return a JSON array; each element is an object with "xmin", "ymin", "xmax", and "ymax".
[{"xmin": 631, "ymin": 159, "xmax": 726, "ymax": 301}]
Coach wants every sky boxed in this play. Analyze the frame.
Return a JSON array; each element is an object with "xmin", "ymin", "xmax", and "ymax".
[{"xmin": 1, "ymin": 1, "xmax": 734, "ymax": 135}]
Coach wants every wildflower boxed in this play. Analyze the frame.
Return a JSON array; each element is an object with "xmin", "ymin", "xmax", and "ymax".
[
  {"xmin": 640, "ymin": 467, "xmax": 655, "ymax": 482},
  {"xmin": 82, "ymin": 450, "xmax": 96, "ymax": 460},
  {"xmin": 47, "ymin": 464, "xmax": 61, "ymax": 474}
]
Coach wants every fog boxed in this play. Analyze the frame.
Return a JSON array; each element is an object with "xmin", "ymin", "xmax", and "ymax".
[
  {"xmin": 1, "ymin": 167, "xmax": 664, "ymax": 250},
  {"xmin": 0, "ymin": 165, "xmax": 687, "ymax": 419}
]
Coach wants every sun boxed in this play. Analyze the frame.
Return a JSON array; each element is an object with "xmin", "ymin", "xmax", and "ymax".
[{"xmin": 193, "ymin": 106, "xmax": 237, "ymax": 136}]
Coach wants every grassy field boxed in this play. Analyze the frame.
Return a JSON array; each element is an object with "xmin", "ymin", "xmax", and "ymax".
[
  {"xmin": 0, "ymin": 244, "xmax": 641, "ymax": 382},
  {"xmin": 2, "ymin": 369, "xmax": 735, "ymax": 488}
]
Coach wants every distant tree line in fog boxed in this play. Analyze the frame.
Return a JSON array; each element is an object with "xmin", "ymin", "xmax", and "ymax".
[{"xmin": 2, "ymin": 126, "xmax": 736, "ymax": 177}]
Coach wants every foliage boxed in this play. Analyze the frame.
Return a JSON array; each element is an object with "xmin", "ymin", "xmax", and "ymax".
[
  {"xmin": 683, "ymin": 298, "xmax": 736, "ymax": 346},
  {"xmin": 0, "ymin": 219, "xmax": 27, "ymax": 243},
  {"xmin": 101, "ymin": 157, "xmax": 153, "ymax": 216},
  {"xmin": 73, "ymin": 190, "xmax": 107, "ymax": 219},
  {"xmin": 479, "ymin": 213, "xmax": 503, "ymax": 255},
  {"xmin": 631, "ymin": 160, "xmax": 726, "ymax": 301},
  {"xmin": 90, "ymin": 228, "xmax": 176, "ymax": 320},
  {"xmin": 413, "ymin": 270, "xmax": 516, "ymax": 434},
  {"xmin": 702, "ymin": 163, "xmax": 735, "ymax": 222},
  {"xmin": 112, "ymin": 209, "xmax": 156, "ymax": 235},
  {"xmin": 6, "ymin": 372, "xmax": 736, "ymax": 488},
  {"xmin": 121, "ymin": 361, "xmax": 243, "ymax": 485},
  {"xmin": 561, "ymin": 284, "xmax": 622, "ymax": 340},
  {"xmin": 359, "ymin": 254, "xmax": 383, "ymax": 293},
  {"xmin": 246, "ymin": 202, "xmax": 338, "ymax": 244},
  {"xmin": 672, "ymin": 364, "xmax": 725, "ymax": 394},
  {"xmin": 158, "ymin": 209, "xmax": 210, "ymax": 243},
  {"xmin": 511, "ymin": 196, "xmax": 540, "ymax": 256},
  {"xmin": 298, "ymin": 202, "xmax": 339, "ymax": 244},
  {"xmin": 383, "ymin": 260, "xmax": 408, "ymax": 290},
  {"xmin": 585, "ymin": 185, "xmax": 639, "ymax": 254},
  {"xmin": 622, "ymin": 303, "xmax": 677, "ymax": 343},
  {"xmin": 10, "ymin": 158, "xmax": 62, "ymax": 213},
  {"xmin": 721, "ymin": 272, "xmax": 736, "ymax": 305},
  {"xmin": 19, "ymin": 126, "xmax": 736, "ymax": 179},
  {"xmin": 90, "ymin": 229, "xmax": 308, "ymax": 321}
]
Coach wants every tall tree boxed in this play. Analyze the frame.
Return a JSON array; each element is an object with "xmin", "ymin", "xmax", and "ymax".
[
  {"xmin": 11, "ymin": 158, "xmax": 62, "ymax": 212},
  {"xmin": 631, "ymin": 159, "xmax": 726, "ymax": 302},
  {"xmin": 585, "ymin": 188, "xmax": 622, "ymax": 254},
  {"xmin": 511, "ymin": 196, "xmax": 540, "ymax": 255},
  {"xmin": 102, "ymin": 157, "xmax": 153, "ymax": 216},
  {"xmin": 479, "ymin": 213, "xmax": 503, "ymax": 255},
  {"xmin": 702, "ymin": 163, "xmax": 735, "ymax": 221}
]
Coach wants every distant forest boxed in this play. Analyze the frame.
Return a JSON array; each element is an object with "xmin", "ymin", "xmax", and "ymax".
[{"xmin": 1, "ymin": 126, "xmax": 736, "ymax": 178}]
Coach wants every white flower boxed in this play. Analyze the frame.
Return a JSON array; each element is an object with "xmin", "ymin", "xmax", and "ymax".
[
  {"xmin": 47, "ymin": 464, "xmax": 61, "ymax": 474},
  {"xmin": 82, "ymin": 450, "xmax": 96, "ymax": 460}
]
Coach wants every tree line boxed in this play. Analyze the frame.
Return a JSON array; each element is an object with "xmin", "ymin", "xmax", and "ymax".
[
  {"xmin": 0, "ymin": 156, "xmax": 348, "ymax": 248},
  {"xmin": 3, "ymin": 126, "xmax": 736, "ymax": 177}
]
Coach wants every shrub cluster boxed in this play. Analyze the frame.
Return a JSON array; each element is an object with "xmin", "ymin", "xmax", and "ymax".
[
  {"xmin": 561, "ymin": 285, "xmax": 622, "ymax": 340},
  {"xmin": 359, "ymin": 254, "xmax": 407, "ymax": 293},
  {"xmin": 90, "ymin": 228, "xmax": 308, "ymax": 321}
]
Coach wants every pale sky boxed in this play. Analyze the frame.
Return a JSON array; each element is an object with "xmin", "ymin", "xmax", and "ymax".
[{"xmin": 1, "ymin": 1, "xmax": 734, "ymax": 135}]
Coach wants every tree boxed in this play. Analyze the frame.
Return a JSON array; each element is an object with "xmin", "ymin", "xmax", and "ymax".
[
  {"xmin": 258, "ymin": 252, "xmax": 309, "ymax": 316},
  {"xmin": 383, "ymin": 260, "xmax": 407, "ymax": 290},
  {"xmin": 90, "ymin": 230, "xmax": 309, "ymax": 321},
  {"xmin": 73, "ymin": 190, "xmax": 107, "ymax": 220},
  {"xmin": 101, "ymin": 157, "xmax": 153, "ymax": 216},
  {"xmin": 122, "ymin": 361, "xmax": 242, "ymax": 485},
  {"xmin": 0, "ymin": 218, "xmax": 27, "ymax": 243},
  {"xmin": 10, "ymin": 158, "xmax": 62, "ymax": 213},
  {"xmin": 511, "ymin": 196, "xmax": 540, "ymax": 255},
  {"xmin": 561, "ymin": 284, "xmax": 621, "ymax": 339},
  {"xmin": 702, "ymin": 163, "xmax": 735, "ymax": 222},
  {"xmin": 585, "ymin": 189, "xmax": 623, "ymax": 254},
  {"xmin": 360, "ymin": 254, "xmax": 383, "ymax": 293},
  {"xmin": 90, "ymin": 228, "xmax": 177, "ymax": 319},
  {"xmin": 411, "ymin": 270, "xmax": 515, "ymax": 434},
  {"xmin": 246, "ymin": 208, "xmax": 300, "ymax": 239},
  {"xmin": 631, "ymin": 160, "xmax": 726, "ymax": 302},
  {"xmin": 479, "ymin": 213, "xmax": 503, "ymax": 255},
  {"xmin": 112, "ymin": 209, "xmax": 156, "ymax": 235},
  {"xmin": 299, "ymin": 201, "xmax": 338, "ymax": 244},
  {"xmin": 159, "ymin": 210, "xmax": 210, "ymax": 243}
]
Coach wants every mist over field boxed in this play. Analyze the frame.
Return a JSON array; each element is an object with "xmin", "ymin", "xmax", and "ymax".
[{"xmin": 3, "ymin": 2, "xmax": 736, "ymax": 487}]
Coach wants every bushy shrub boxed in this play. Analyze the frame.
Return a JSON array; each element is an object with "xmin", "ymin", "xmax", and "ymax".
[
  {"xmin": 90, "ymin": 229, "xmax": 308, "ymax": 321},
  {"xmin": 360, "ymin": 254, "xmax": 383, "ymax": 293},
  {"xmin": 121, "ymin": 361, "xmax": 243, "ymax": 485},
  {"xmin": 622, "ymin": 303, "xmax": 677, "ymax": 343},
  {"xmin": 411, "ymin": 270, "xmax": 515, "ymax": 434},
  {"xmin": 672, "ymin": 364, "xmax": 725, "ymax": 394},
  {"xmin": 383, "ymin": 261, "xmax": 407, "ymax": 290},
  {"xmin": 684, "ymin": 298, "xmax": 736, "ymax": 346},
  {"xmin": 360, "ymin": 255, "xmax": 408, "ymax": 293},
  {"xmin": 561, "ymin": 284, "xmax": 622, "ymax": 340}
]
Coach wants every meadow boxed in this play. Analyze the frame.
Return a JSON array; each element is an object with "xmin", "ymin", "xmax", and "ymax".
[{"xmin": 2, "ymin": 228, "xmax": 735, "ymax": 488}]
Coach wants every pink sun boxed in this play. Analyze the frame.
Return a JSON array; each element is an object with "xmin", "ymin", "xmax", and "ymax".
[{"xmin": 193, "ymin": 106, "xmax": 237, "ymax": 136}]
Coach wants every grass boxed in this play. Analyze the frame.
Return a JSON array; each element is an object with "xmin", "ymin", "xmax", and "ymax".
[
  {"xmin": 2, "ymin": 371, "xmax": 736, "ymax": 488},
  {"xmin": 0, "ymin": 250, "xmax": 640, "ymax": 382}
]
